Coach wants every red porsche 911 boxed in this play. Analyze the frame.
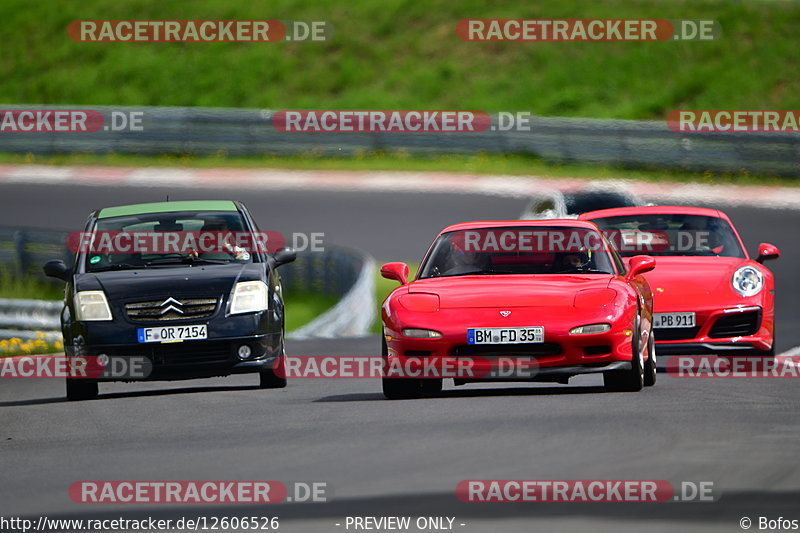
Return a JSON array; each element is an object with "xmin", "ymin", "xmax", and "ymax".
[
  {"xmin": 579, "ymin": 206, "xmax": 779, "ymax": 357},
  {"xmin": 379, "ymin": 220, "xmax": 657, "ymax": 399}
]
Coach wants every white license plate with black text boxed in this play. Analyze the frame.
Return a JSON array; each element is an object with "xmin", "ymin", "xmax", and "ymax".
[
  {"xmin": 137, "ymin": 325, "xmax": 208, "ymax": 343},
  {"xmin": 467, "ymin": 327, "xmax": 544, "ymax": 344},
  {"xmin": 653, "ymin": 312, "xmax": 696, "ymax": 329}
]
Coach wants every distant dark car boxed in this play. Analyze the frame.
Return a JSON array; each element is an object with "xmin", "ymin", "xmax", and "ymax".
[
  {"xmin": 44, "ymin": 200, "xmax": 295, "ymax": 400},
  {"xmin": 520, "ymin": 186, "xmax": 643, "ymax": 220}
]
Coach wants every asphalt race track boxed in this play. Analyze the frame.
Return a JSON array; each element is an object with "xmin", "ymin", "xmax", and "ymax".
[{"xmin": 2, "ymin": 179, "xmax": 799, "ymax": 532}]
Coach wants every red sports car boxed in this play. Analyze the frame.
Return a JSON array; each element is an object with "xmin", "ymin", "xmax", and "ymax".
[
  {"xmin": 379, "ymin": 220, "xmax": 657, "ymax": 399},
  {"xmin": 579, "ymin": 206, "xmax": 779, "ymax": 357}
]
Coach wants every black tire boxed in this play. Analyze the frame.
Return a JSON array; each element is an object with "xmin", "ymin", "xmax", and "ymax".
[
  {"xmin": 66, "ymin": 379, "xmax": 98, "ymax": 401},
  {"xmin": 259, "ymin": 368, "xmax": 287, "ymax": 389},
  {"xmin": 259, "ymin": 341, "xmax": 287, "ymax": 389},
  {"xmin": 381, "ymin": 337, "xmax": 422, "ymax": 400},
  {"xmin": 644, "ymin": 331, "xmax": 657, "ymax": 387},
  {"xmin": 383, "ymin": 377, "xmax": 423, "ymax": 399},
  {"xmin": 604, "ymin": 314, "xmax": 644, "ymax": 392},
  {"xmin": 420, "ymin": 378, "xmax": 443, "ymax": 396}
]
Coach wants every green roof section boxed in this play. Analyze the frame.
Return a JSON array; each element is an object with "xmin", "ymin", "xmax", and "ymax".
[{"xmin": 98, "ymin": 200, "xmax": 237, "ymax": 219}]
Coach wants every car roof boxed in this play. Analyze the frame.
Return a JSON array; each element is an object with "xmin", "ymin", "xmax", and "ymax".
[
  {"xmin": 565, "ymin": 190, "xmax": 629, "ymax": 199},
  {"xmin": 441, "ymin": 219, "xmax": 600, "ymax": 233},
  {"xmin": 578, "ymin": 205, "xmax": 725, "ymax": 220},
  {"xmin": 97, "ymin": 200, "xmax": 238, "ymax": 219}
]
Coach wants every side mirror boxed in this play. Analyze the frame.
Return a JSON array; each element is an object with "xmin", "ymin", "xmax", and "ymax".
[
  {"xmin": 626, "ymin": 255, "xmax": 655, "ymax": 281},
  {"xmin": 381, "ymin": 262, "xmax": 409, "ymax": 285},
  {"xmin": 756, "ymin": 243, "xmax": 780, "ymax": 263},
  {"xmin": 43, "ymin": 259, "xmax": 71, "ymax": 281},
  {"xmin": 273, "ymin": 248, "xmax": 297, "ymax": 267}
]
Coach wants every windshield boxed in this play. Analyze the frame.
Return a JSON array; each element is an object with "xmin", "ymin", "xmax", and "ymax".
[
  {"xmin": 418, "ymin": 227, "xmax": 617, "ymax": 278},
  {"xmin": 83, "ymin": 210, "xmax": 255, "ymax": 272},
  {"xmin": 587, "ymin": 214, "xmax": 745, "ymax": 258},
  {"xmin": 564, "ymin": 192, "xmax": 636, "ymax": 215}
]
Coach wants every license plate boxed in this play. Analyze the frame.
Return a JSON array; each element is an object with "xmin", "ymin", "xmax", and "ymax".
[
  {"xmin": 468, "ymin": 327, "xmax": 544, "ymax": 344},
  {"xmin": 137, "ymin": 325, "xmax": 207, "ymax": 343},
  {"xmin": 653, "ymin": 312, "xmax": 696, "ymax": 329}
]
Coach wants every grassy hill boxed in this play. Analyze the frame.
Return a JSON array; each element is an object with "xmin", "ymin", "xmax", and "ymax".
[{"xmin": 1, "ymin": 0, "xmax": 798, "ymax": 119}]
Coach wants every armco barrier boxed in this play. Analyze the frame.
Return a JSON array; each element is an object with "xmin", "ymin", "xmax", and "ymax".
[
  {"xmin": 287, "ymin": 250, "xmax": 375, "ymax": 340},
  {"xmin": 0, "ymin": 106, "xmax": 797, "ymax": 176},
  {"xmin": 0, "ymin": 298, "xmax": 62, "ymax": 341}
]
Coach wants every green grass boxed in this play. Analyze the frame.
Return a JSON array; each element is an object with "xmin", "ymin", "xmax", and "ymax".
[
  {"xmin": 283, "ymin": 290, "xmax": 339, "ymax": 332},
  {"xmin": 1, "ymin": 151, "xmax": 797, "ymax": 187},
  {"xmin": 0, "ymin": 0, "xmax": 798, "ymax": 119},
  {"xmin": 0, "ymin": 270, "xmax": 64, "ymax": 300}
]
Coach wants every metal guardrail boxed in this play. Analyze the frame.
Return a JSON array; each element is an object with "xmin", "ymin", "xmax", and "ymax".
[
  {"xmin": 1, "ymin": 105, "xmax": 798, "ymax": 176},
  {"xmin": 0, "ymin": 297, "xmax": 62, "ymax": 341},
  {"xmin": 0, "ymin": 227, "xmax": 376, "ymax": 339},
  {"xmin": 0, "ymin": 298, "xmax": 61, "ymax": 331},
  {"xmin": 287, "ymin": 250, "xmax": 375, "ymax": 340}
]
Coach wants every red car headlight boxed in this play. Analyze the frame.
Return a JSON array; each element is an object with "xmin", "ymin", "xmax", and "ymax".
[
  {"xmin": 569, "ymin": 323, "xmax": 612, "ymax": 335},
  {"xmin": 402, "ymin": 328, "xmax": 443, "ymax": 339}
]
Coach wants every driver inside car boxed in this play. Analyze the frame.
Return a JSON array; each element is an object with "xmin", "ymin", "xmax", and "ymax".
[
  {"xmin": 188, "ymin": 216, "xmax": 250, "ymax": 261},
  {"xmin": 556, "ymin": 250, "xmax": 592, "ymax": 272}
]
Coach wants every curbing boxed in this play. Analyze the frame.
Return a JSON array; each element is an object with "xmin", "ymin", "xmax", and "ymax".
[{"xmin": 1, "ymin": 165, "xmax": 799, "ymax": 211}]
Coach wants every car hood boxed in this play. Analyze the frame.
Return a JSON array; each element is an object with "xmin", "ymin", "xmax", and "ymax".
[
  {"xmin": 408, "ymin": 275, "xmax": 613, "ymax": 308},
  {"xmin": 76, "ymin": 263, "xmax": 264, "ymax": 300},
  {"xmin": 627, "ymin": 256, "xmax": 746, "ymax": 306}
]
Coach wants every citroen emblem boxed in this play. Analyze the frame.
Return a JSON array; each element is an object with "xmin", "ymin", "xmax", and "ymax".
[{"xmin": 159, "ymin": 297, "xmax": 184, "ymax": 315}]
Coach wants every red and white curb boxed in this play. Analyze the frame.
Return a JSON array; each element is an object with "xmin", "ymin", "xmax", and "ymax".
[
  {"xmin": 778, "ymin": 345, "xmax": 800, "ymax": 363},
  {"xmin": 0, "ymin": 164, "xmax": 799, "ymax": 210}
]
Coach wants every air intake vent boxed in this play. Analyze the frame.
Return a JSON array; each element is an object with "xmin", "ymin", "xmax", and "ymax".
[
  {"xmin": 126, "ymin": 297, "xmax": 218, "ymax": 322},
  {"xmin": 709, "ymin": 311, "xmax": 760, "ymax": 338}
]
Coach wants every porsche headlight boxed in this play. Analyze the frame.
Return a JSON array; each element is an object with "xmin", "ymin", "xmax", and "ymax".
[
  {"xmin": 74, "ymin": 291, "xmax": 112, "ymax": 321},
  {"xmin": 732, "ymin": 266, "xmax": 763, "ymax": 297},
  {"xmin": 230, "ymin": 281, "xmax": 269, "ymax": 315}
]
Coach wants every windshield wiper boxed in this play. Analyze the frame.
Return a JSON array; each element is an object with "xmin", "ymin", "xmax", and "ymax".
[
  {"xmin": 445, "ymin": 269, "xmax": 518, "ymax": 276},
  {"xmin": 558, "ymin": 268, "xmax": 612, "ymax": 274},
  {"xmin": 90, "ymin": 263, "xmax": 148, "ymax": 272},
  {"xmin": 143, "ymin": 256, "xmax": 232, "ymax": 267},
  {"xmin": 675, "ymin": 250, "xmax": 718, "ymax": 256},
  {"xmin": 184, "ymin": 258, "xmax": 232, "ymax": 265}
]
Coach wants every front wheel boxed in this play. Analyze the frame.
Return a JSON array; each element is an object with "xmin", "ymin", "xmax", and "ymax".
[
  {"xmin": 382, "ymin": 377, "xmax": 423, "ymax": 400},
  {"xmin": 259, "ymin": 342, "xmax": 287, "ymax": 389},
  {"xmin": 421, "ymin": 378, "xmax": 443, "ymax": 395},
  {"xmin": 381, "ymin": 337, "xmax": 423, "ymax": 399},
  {"xmin": 259, "ymin": 368, "xmax": 287, "ymax": 389},
  {"xmin": 604, "ymin": 315, "xmax": 644, "ymax": 392},
  {"xmin": 644, "ymin": 332, "xmax": 656, "ymax": 387},
  {"xmin": 66, "ymin": 379, "xmax": 98, "ymax": 401}
]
